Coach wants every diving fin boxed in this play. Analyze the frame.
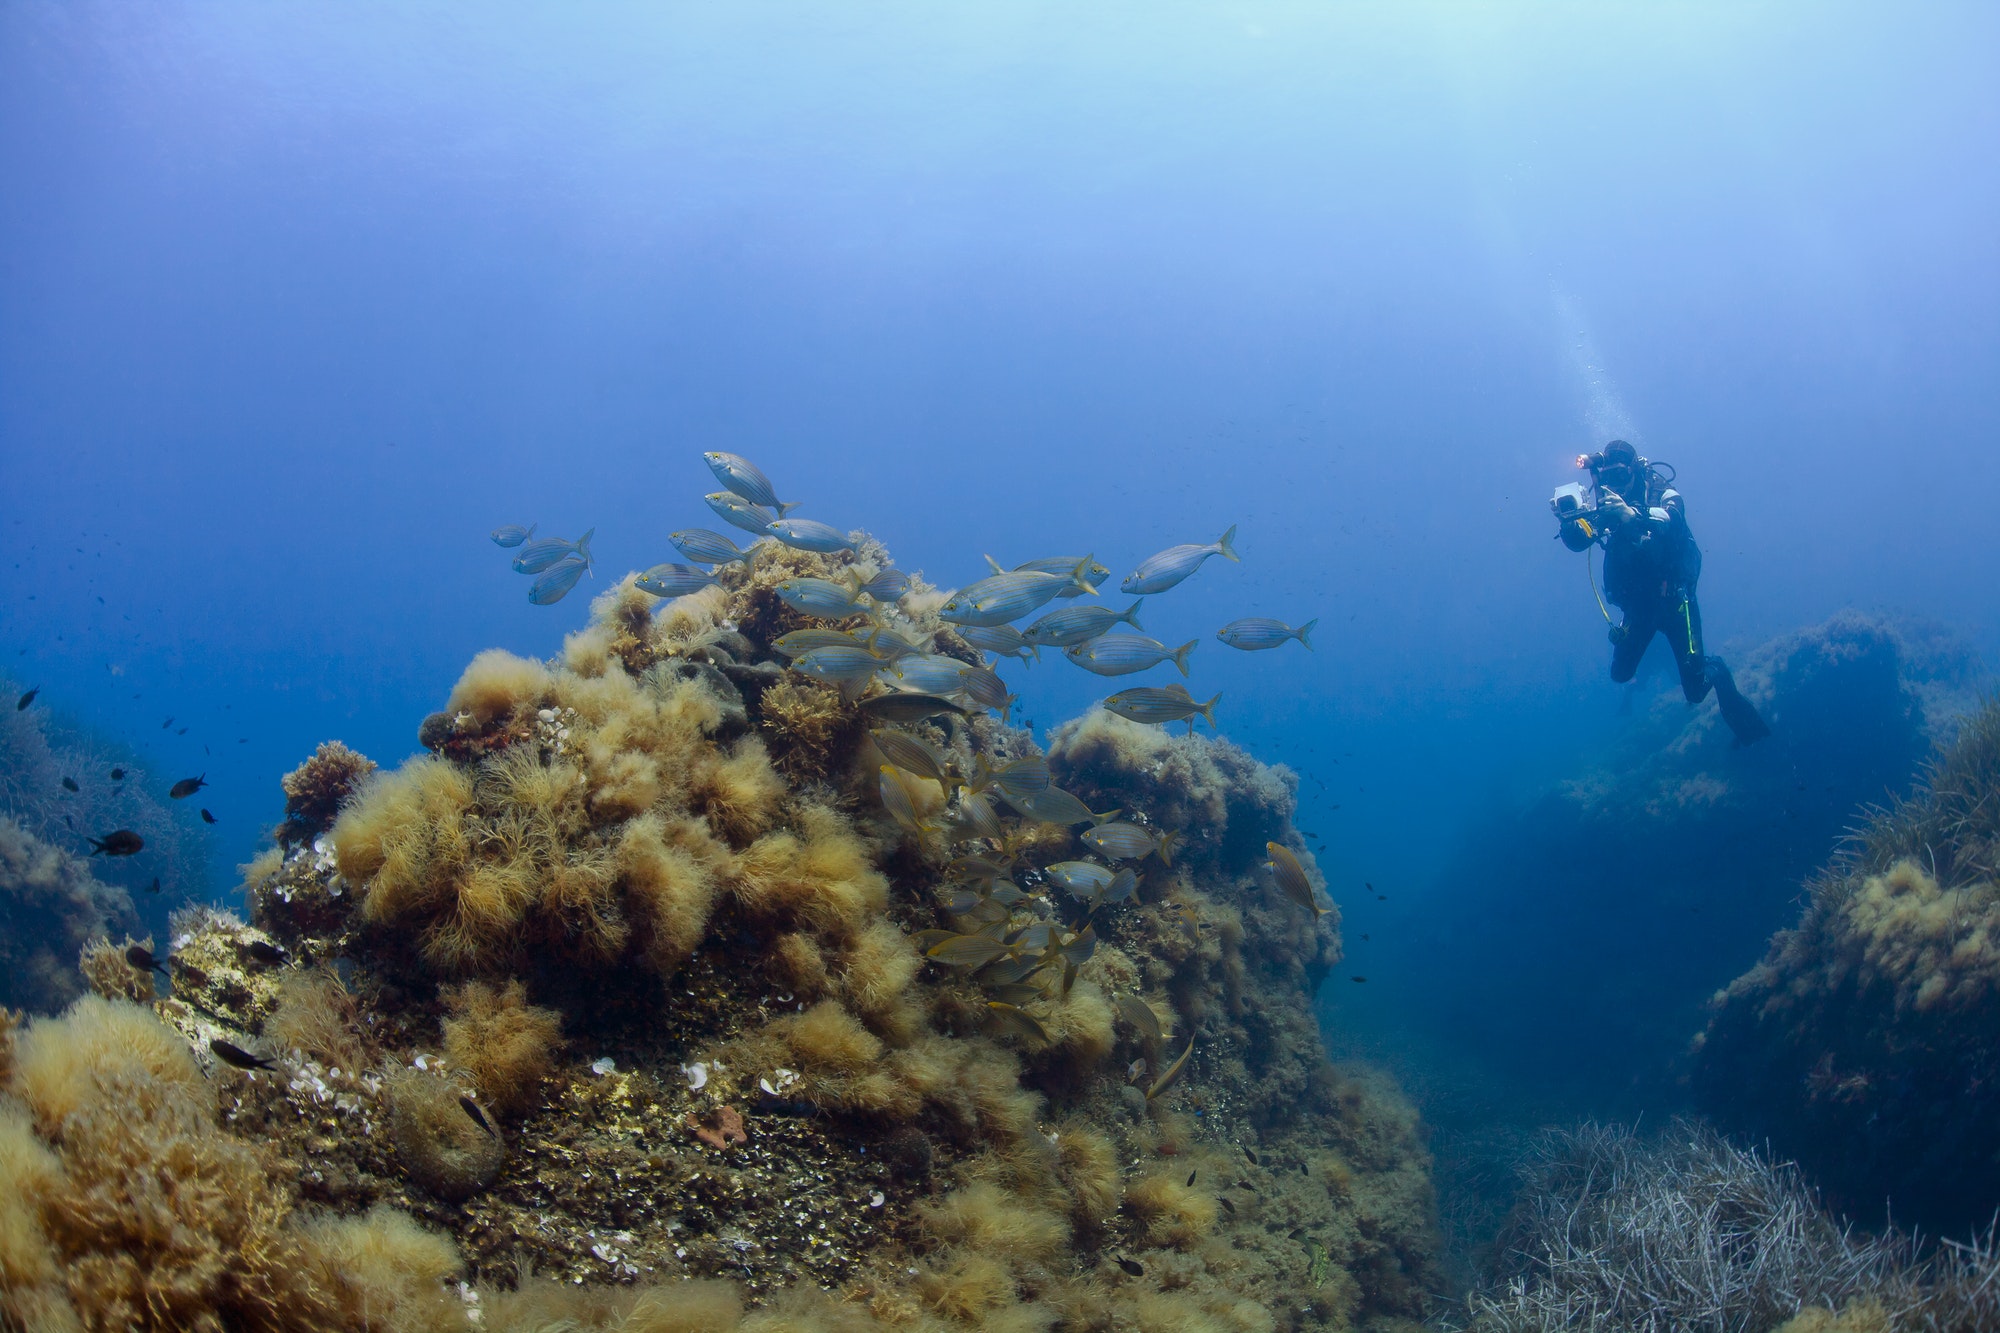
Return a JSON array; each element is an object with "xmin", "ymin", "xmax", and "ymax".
[{"xmin": 1705, "ymin": 658, "xmax": 1770, "ymax": 748}]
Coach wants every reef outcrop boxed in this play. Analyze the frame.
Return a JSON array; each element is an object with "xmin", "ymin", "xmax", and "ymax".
[
  {"xmin": 0, "ymin": 816, "xmax": 139, "ymax": 1014},
  {"xmin": 1, "ymin": 538, "xmax": 1438, "ymax": 1332},
  {"xmin": 1692, "ymin": 694, "xmax": 2000, "ymax": 1231},
  {"xmin": 1411, "ymin": 611, "xmax": 1987, "ymax": 1102}
]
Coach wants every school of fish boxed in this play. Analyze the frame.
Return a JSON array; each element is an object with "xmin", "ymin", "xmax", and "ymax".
[{"xmin": 485, "ymin": 450, "xmax": 1332, "ymax": 1052}]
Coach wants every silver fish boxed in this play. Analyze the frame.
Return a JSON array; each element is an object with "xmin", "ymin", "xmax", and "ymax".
[
  {"xmin": 635, "ymin": 563, "xmax": 716, "ymax": 598},
  {"xmin": 1013, "ymin": 785, "xmax": 1118, "ymax": 827},
  {"xmin": 870, "ymin": 728, "xmax": 953, "ymax": 789},
  {"xmin": 886, "ymin": 653, "xmax": 971, "ymax": 695},
  {"xmin": 1265, "ymin": 843, "xmax": 1324, "ymax": 919},
  {"xmin": 940, "ymin": 560, "xmax": 1099, "ymax": 628},
  {"xmin": 1217, "ymin": 617, "xmax": 1315, "ymax": 651},
  {"xmin": 773, "ymin": 628, "xmax": 874, "ymax": 659},
  {"xmin": 1120, "ymin": 526, "xmax": 1239, "ymax": 595},
  {"xmin": 957, "ymin": 624, "xmax": 1039, "ymax": 661},
  {"xmin": 1065, "ymin": 635, "xmax": 1197, "ymax": 677},
  {"xmin": 767, "ymin": 518, "xmax": 855, "ymax": 554},
  {"xmin": 1044, "ymin": 860, "xmax": 1114, "ymax": 897},
  {"xmin": 703, "ymin": 451, "xmax": 798, "ymax": 515},
  {"xmin": 1082, "ymin": 821, "xmax": 1180, "ymax": 866},
  {"xmin": 490, "ymin": 523, "xmax": 537, "ymax": 548},
  {"xmin": 1103, "ymin": 684, "xmax": 1220, "ymax": 731},
  {"xmin": 987, "ymin": 554, "xmax": 1110, "ymax": 600},
  {"xmin": 860, "ymin": 625, "xmax": 922, "ymax": 661},
  {"xmin": 958, "ymin": 665, "xmax": 1013, "ymax": 719},
  {"xmin": 792, "ymin": 645, "xmax": 888, "ymax": 682},
  {"xmin": 512, "ymin": 529, "xmax": 595, "ymax": 575},
  {"xmin": 973, "ymin": 753, "xmax": 1049, "ymax": 803},
  {"xmin": 1023, "ymin": 600, "xmax": 1143, "ymax": 648},
  {"xmin": 861, "ymin": 567, "xmax": 909, "ymax": 601},
  {"xmin": 528, "ymin": 558, "xmax": 588, "ymax": 605},
  {"xmin": 858, "ymin": 693, "xmax": 967, "ymax": 723},
  {"xmin": 705, "ymin": 491, "xmax": 776, "ymax": 536},
  {"xmin": 958, "ymin": 790, "xmax": 1006, "ymax": 843},
  {"xmin": 670, "ymin": 528, "xmax": 753, "ymax": 565},
  {"xmin": 774, "ymin": 576, "xmax": 864, "ymax": 617}
]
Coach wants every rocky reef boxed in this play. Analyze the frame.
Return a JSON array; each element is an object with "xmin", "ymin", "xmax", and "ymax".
[
  {"xmin": 1411, "ymin": 610, "xmax": 1988, "ymax": 1103},
  {"xmin": 0, "ymin": 816, "xmax": 140, "ymax": 1014},
  {"xmin": 1693, "ymin": 693, "xmax": 2000, "ymax": 1233},
  {"xmin": 0, "ymin": 538, "xmax": 1439, "ymax": 1332}
]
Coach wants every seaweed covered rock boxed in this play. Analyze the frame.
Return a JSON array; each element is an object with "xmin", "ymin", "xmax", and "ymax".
[
  {"xmin": 0, "ymin": 815, "xmax": 139, "ymax": 1013},
  {"xmin": 173, "ymin": 535, "xmax": 1442, "ymax": 1329},
  {"xmin": 1693, "ymin": 694, "xmax": 2000, "ymax": 1231},
  {"xmin": 1411, "ymin": 611, "xmax": 1988, "ymax": 1099}
]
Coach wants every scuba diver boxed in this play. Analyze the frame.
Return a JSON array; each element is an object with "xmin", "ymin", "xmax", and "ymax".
[{"xmin": 1551, "ymin": 440, "xmax": 1770, "ymax": 747}]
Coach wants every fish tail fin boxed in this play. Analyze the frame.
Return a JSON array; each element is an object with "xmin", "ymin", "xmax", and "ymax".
[
  {"xmin": 576, "ymin": 527, "xmax": 596, "ymax": 568},
  {"xmin": 1215, "ymin": 524, "xmax": 1239, "ymax": 562},
  {"xmin": 1199, "ymin": 693, "xmax": 1221, "ymax": 729},
  {"xmin": 86, "ymin": 838, "xmax": 103, "ymax": 856},
  {"xmin": 969, "ymin": 753, "xmax": 992, "ymax": 794},
  {"xmin": 1295, "ymin": 618, "xmax": 1317, "ymax": 650},
  {"xmin": 525, "ymin": 523, "xmax": 537, "ymax": 539},
  {"xmin": 984, "ymin": 553, "xmax": 1006, "ymax": 575},
  {"xmin": 1000, "ymin": 693, "xmax": 1018, "ymax": 724},
  {"xmin": 1171, "ymin": 640, "xmax": 1197, "ymax": 677},
  {"xmin": 1157, "ymin": 829, "xmax": 1180, "ymax": 868},
  {"xmin": 1122, "ymin": 599, "xmax": 1145, "ymax": 631},
  {"xmin": 1091, "ymin": 807, "xmax": 1123, "ymax": 826},
  {"xmin": 1069, "ymin": 555, "xmax": 1101, "ymax": 595},
  {"xmin": 777, "ymin": 500, "xmax": 802, "ymax": 517}
]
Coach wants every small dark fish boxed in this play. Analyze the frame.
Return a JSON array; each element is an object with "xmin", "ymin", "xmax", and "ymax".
[
  {"xmin": 459, "ymin": 1095, "xmax": 496, "ymax": 1136},
  {"xmin": 1365, "ymin": 881, "xmax": 1373, "ymax": 891},
  {"xmin": 109, "ymin": 767, "xmax": 126, "ymax": 780},
  {"xmin": 144, "ymin": 877, "xmax": 161, "ymax": 894},
  {"xmin": 162, "ymin": 716, "xmax": 173, "ymax": 728},
  {"xmin": 125, "ymin": 944, "xmax": 168, "ymax": 975},
  {"xmin": 1186, "ymin": 1169, "xmax": 1197, "ymax": 1187},
  {"xmin": 209, "ymin": 1039, "xmax": 277, "ymax": 1071},
  {"xmin": 1117, "ymin": 1258, "xmax": 1145, "ymax": 1278},
  {"xmin": 243, "ymin": 940, "xmax": 287, "ymax": 966},
  {"xmin": 1360, "ymin": 934, "xmax": 1369, "ymax": 941},
  {"xmin": 87, "ymin": 830, "xmax": 144, "ymax": 856},
  {"xmin": 1244, "ymin": 1147, "xmax": 1258, "ymax": 1165},
  {"xmin": 1350, "ymin": 976, "xmax": 1368, "ymax": 983},
  {"xmin": 200, "ymin": 808, "xmax": 217, "ymax": 824},
  {"xmin": 1302, "ymin": 830, "xmax": 1319, "ymax": 838},
  {"xmin": 61, "ymin": 776, "xmax": 79, "ymax": 793},
  {"xmin": 15, "ymin": 686, "xmax": 38, "ymax": 710},
  {"xmin": 1299, "ymin": 1162, "xmax": 1309, "ymax": 1176},
  {"xmin": 169, "ymin": 774, "xmax": 207, "ymax": 799},
  {"xmin": 1220, "ymin": 1197, "xmax": 1235, "ymax": 1215},
  {"xmin": 178, "ymin": 728, "xmax": 189, "ymax": 736}
]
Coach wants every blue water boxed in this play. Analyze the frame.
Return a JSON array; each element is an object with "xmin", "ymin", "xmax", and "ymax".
[{"xmin": 5, "ymin": 1, "xmax": 1998, "ymax": 1135}]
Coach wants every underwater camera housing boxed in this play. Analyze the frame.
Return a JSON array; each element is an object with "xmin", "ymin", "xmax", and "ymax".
[{"xmin": 1550, "ymin": 482, "xmax": 1601, "ymax": 552}]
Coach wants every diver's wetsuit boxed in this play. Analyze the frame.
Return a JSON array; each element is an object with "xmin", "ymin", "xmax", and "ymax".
[{"xmin": 1597, "ymin": 465, "xmax": 1769, "ymax": 746}]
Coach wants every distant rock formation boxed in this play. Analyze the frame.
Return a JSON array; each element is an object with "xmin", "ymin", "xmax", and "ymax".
[
  {"xmin": 1414, "ymin": 611, "xmax": 1988, "ymax": 1104},
  {"xmin": 0, "ymin": 815, "xmax": 139, "ymax": 1013},
  {"xmin": 1692, "ymin": 693, "xmax": 2000, "ymax": 1232}
]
